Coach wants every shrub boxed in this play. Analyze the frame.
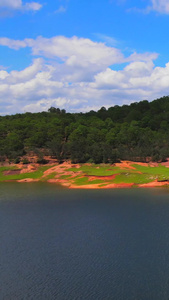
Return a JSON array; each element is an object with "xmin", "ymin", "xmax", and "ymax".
[{"xmin": 22, "ymin": 158, "xmax": 30, "ymax": 164}]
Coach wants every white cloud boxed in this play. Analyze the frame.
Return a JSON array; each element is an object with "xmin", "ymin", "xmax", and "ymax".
[
  {"xmin": 7, "ymin": 58, "xmax": 43, "ymax": 83},
  {"xmin": 149, "ymin": 0, "xmax": 169, "ymax": 13},
  {"xmin": 129, "ymin": 0, "xmax": 169, "ymax": 14},
  {"xmin": 0, "ymin": 35, "xmax": 157, "ymax": 68},
  {"xmin": 126, "ymin": 52, "xmax": 158, "ymax": 63},
  {"xmin": 92, "ymin": 61, "xmax": 169, "ymax": 102},
  {"xmin": 28, "ymin": 36, "xmax": 125, "ymax": 68},
  {"xmin": 0, "ymin": 0, "xmax": 22, "ymax": 9},
  {"xmin": 0, "ymin": 70, "xmax": 9, "ymax": 79},
  {"xmin": 0, "ymin": 35, "xmax": 169, "ymax": 115},
  {"xmin": 54, "ymin": 5, "xmax": 67, "ymax": 14},
  {"xmin": 0, "ymin": 0, "xmax": 42, "ymax": 12},
  {"xmin": 94, "ymin": 33, "xmax": 118, "ymax": 47},
  {"xmin": 24, "ymin": 2, "xmax": 42, "ymax": 11},
  {"xmin": 0, "ymin": 37, "xmax": 29, "ymax": 49}
]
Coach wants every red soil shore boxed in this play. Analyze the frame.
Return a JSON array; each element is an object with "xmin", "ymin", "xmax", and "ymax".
[
  {"xmin": 69, "ymin": 183, "xmax": 134, "ymax": 189},
  {"xmin": 2, "ymin": 160, "xmax": 169, "ymax": 189},
  {"xmin": 43, "ymin": 161, "xmax": 169, "ymax": 189},
  {"xmin": 138, "ymin": 180, "xmax": 169, "ymax": 188}
]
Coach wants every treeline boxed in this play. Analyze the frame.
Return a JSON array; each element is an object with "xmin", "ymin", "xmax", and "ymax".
[{"xmin": 1, "ymin": 96, "xmax": 169, "ymax": 164}]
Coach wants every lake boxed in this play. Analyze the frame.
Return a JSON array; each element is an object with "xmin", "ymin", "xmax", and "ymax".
[{"xmin": 1, "ymin": 183, "xmax": 169, "ymax": 299}]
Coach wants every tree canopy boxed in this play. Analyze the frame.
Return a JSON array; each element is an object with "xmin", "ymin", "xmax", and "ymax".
[{"xmin": 1, "ymin": 96, "xmax": 169, "ymax": 163}]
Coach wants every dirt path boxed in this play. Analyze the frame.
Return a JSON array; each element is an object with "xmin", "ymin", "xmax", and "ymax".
[{"xmin": 115, "ymin": 161, "xmax": 136, "ymax": 169}]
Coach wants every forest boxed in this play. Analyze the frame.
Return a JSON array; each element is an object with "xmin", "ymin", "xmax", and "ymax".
[{"xmin": 1, "ymin": 95, "xmax": 169, "ymax": 164}]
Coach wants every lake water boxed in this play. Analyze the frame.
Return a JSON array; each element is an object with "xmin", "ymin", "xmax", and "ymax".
[{"xmin": 1, "ymin": 183, "xmax": 169, "ymax": 299}]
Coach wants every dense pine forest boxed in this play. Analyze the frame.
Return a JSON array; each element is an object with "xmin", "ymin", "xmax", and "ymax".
[{"xmin": 1, "ymin": 96, "xmax": 169, "ymax": 164}]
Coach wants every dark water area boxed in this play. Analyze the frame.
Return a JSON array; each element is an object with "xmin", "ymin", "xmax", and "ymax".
[{"xmin": 1, "ymin": 183, "xmax": 169, "ymax": 299}]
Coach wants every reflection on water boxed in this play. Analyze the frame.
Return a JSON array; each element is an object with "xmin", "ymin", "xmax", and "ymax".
[{"xmin": 1, "ymin": 183, "xmax": 169, "ymax": 300}]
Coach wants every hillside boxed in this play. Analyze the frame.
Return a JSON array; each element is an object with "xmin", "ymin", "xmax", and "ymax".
[{"xmin": 1, "ymin": 96, "xmax": 169, "ymax": 164}]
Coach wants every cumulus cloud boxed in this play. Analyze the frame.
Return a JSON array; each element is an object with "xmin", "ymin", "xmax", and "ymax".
[
  {"xmin": 0, "ymin": 0, "xmax": 42, "ymax": 12},
  {"xmin": 0, "ymin": 35, "xmax": 157, "ymax": 69},
  {"xmin": 26, "ymin": 36, "xmax": 124, "ymax": 67},
  {"xmin": 6, "ymin": 58, "xmax": 43, "ymax": 84},
  {"xmin": 0, "ymin": 37, "xmax": 29, "ymax": 49},
  {"xmin": 0, "ymin": 35, "xmax": 169, "ymax": 115}
]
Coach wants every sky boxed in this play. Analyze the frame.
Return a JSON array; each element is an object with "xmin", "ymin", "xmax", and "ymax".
[{"xmin": 1, "ymin": 0, "xmax": 169, "ymax": 115}]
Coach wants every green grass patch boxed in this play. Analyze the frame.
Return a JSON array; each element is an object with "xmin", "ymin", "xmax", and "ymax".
[
  {"xmin": 68, "ymin": 164, "xmax": 129, "ymax": 176},
  {"xmin": 40, "ymin": 172, "xmax": 57, "ymax": 181},
  {"xmin": 132, "ymin": 164, "xmax": 169, "ymax": 181},
  {"xmin": 113, "ymin": 172, "xmax": 155, "ymax": 184},
  {"xmin": 0, "ymin": 166, "xmax": 19, "ymax": 172},
  {"xmin": 67, "ymin": 167, "xmax": 83, "ymax": 173},
  {"xmin": 73, "ymin": 176, "xmax": 104, "ymax": 185},
  {"xmin": 0, "ymin": 166, "xmax": 51, "ymax": 181},
  {"xmin": 73, "ymin": 177, "xmax": 90, "ymax": 185},
  {"xmin": 60, "ymin": 174, "xmax": 72, "ymax": 179},
  {"xmin": 87, "ymin": 179, "xmax": 105, "ymax": 184}
]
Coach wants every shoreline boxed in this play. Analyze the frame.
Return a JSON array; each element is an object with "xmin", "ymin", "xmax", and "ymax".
[
  {"xmin": 2, "ymin": 179, "xmax": 169, "ymax": 189},
  {"xmin": 1, "ymin": 160, "xmax": 169, "ymax": 189}
]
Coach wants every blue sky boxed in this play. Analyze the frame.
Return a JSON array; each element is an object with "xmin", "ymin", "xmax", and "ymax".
[{"xmin": 1, "ymin": 0, "xmax": 169, "ymax": 114}]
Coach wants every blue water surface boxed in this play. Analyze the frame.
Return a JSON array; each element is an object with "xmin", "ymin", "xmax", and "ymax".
[{"xmin": 1, "ymin": 183, "xmax": 169, "ymax": 300}]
